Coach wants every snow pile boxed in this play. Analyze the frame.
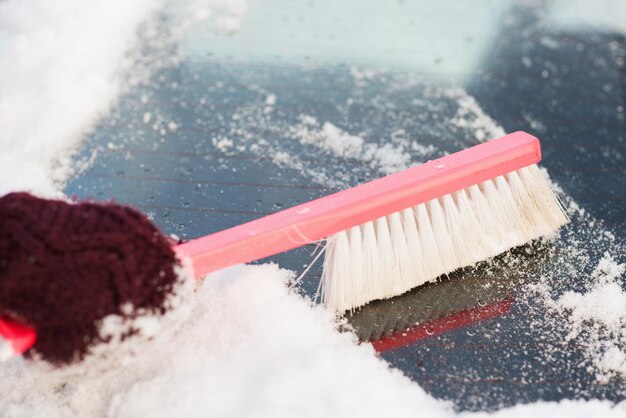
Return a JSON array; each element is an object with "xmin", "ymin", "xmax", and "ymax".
[
  {"xmin": 556, "ymin": 253, "xmax": 626, "ymax": 381},
  {"xmin": 0, "ymin": 0, "xmax": 161, "ymax": 197},
  {"xmin": 0, "ymin": 265, "xmax": 444, "ymax": 417},
  {"xmin": 2, "ymin": 265, "xmax": 625, "ymax": 418},
  {"xmin": 0, "ymin": 0, "xmax": 248, "ymax": 198}
]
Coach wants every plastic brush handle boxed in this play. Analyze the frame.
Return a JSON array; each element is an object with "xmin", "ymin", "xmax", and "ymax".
[
  {"xmin": 176, "ymin": 131, "xmax": 541, "ymax": 278},
  {"xmin": 0, "ymin": 317, "xmax": 37, "ymax": 358}
]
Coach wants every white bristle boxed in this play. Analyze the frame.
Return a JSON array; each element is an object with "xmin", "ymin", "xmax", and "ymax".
[{"xmin": 320, "ymin": 164, "xmax": 569, "ymax": 312}]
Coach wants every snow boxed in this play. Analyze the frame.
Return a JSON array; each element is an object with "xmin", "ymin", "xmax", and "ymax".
[
  {"xmin": 265, "ymin": 94, "xmax": 277, "ymax": 106},
  {"xmin": 2, "ymin": 265, "xmax": 625, "ymax": 418},
  {"xmin": 556, "ymin": 253, "xmax": 626, "ymax": 380},
  {"xmin": 167, "ymin": 121, "xmax": 179, "ymax": 132},
  {"xmin": 0, "ymin": 0, "xmax": 625, "ymax": 417},
  {"xmin": 289, "ymin": 117, "xmax": 412, "ymax": 175},
  {"xmin": 558, "ymin": 254, "xmax": 626, "ymax": 328},
  {"xmin": 213, "ymin": 136, "xmax": 234, "ymax": 152},
  {"xmin": 444, "ymin": 87, "xmax": 506, "ymax": 142},
  {"xmin": 225, "ymin": 73, "xmax": 501, "ymax": 190},
  {"xmin": 524, "ymin": 216, "xmax": 626, "ymax": 385},
  {"xmin": 0, "ymin": 265, "xmax": 447, "ymax": 417},
  {"xmin": 0, "ymin": 337, "xmax": 14, "ymax": 362},
  {"xmin": 0, "ymin": 0, "xmax": 161, "ymax": 197}
]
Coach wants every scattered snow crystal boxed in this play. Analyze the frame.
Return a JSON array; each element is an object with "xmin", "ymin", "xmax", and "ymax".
[
  {"xmin": 556, "ymin": 253, "xmax": 626, "ymax": 381},
  {"xmin": 289, "ymin": 117, "xmax": 411, "ymax": 175},
  {"xmin": 445, "ymin": 87, "xmax": 506, "ymax": 142}
]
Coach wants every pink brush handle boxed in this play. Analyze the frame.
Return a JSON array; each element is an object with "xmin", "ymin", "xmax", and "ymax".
[{"xmin": 177, "ymin": 131, "xmax": 541, "ymax": 278}]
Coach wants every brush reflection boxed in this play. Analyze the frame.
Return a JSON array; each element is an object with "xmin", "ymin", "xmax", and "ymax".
[{"xmin": 345, "ymin": 242, "xmax": 553, "ymax": 351}]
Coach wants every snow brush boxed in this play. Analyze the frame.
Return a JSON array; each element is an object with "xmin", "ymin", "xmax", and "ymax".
[{"xmin": 0, "ymin": 131, "xmax": 568, "ymax": 362}]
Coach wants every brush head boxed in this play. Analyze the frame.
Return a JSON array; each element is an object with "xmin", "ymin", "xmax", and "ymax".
[
  {"xmin": 321, "ymin": 164, "xmax": 569, "ymax": 313},
  {"xmin": 0, "ymin": 192, "xmax": 181, "ymax": 364}
]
